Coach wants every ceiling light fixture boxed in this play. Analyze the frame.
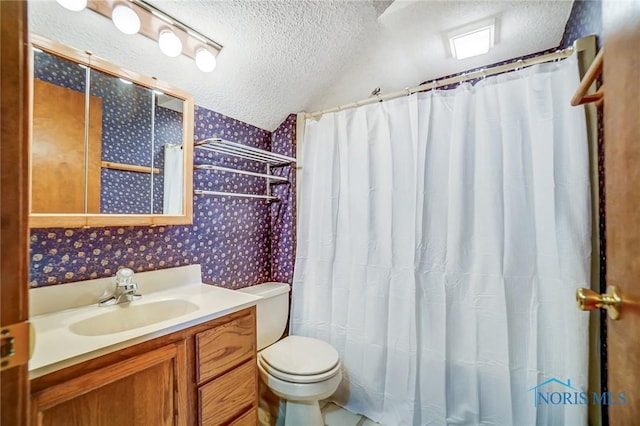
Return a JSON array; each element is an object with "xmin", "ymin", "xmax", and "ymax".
[
  {"xmin": 195, "ymin": 48, "xmax": 217, "ymax": 72},
  {"xmin": 158, "ymin": 29, "xmax": 183, "ymax": 57},
  {"xmin": 111, "ymin": 3, "xmax": 141, "ymax": 35},
  {"xmin": 448, "ymin": 18, "xmax": 496, "ymax": 60},
  {"xmin": 60, "ymin": 0, "xmax": 223, "ymax": 72},
  {"xmin": 55, "ymin": 0, "xmax": 87, "ymax": 12}
]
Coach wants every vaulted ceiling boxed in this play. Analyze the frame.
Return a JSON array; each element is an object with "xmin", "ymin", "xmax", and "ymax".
[{"xmin": 28, "ymin": 0, "xmax": 573, "ymax": 130}]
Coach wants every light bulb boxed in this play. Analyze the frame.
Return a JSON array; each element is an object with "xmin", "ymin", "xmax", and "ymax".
[
  {"xmin": 112, "ymin": 4, "xmax": 141, "ymax": 35},
  {"xmin": 56, "ymin": 0, "xmax": 87, "ymax": 12},
  {"xmin": 195, "ymin": 48, "xmax": 217, "ymax": 72},
  {"xmin": 158, "ymin": 29, "xmax": 183, "ymax": 57}
]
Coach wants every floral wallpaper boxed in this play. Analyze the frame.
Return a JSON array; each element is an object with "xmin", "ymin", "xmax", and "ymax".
[
  {"xmin": 560, "ymin": 0, "xmax": 602, "ymax": 49},
  {"xmin": 29, "ymin": 104, "xmax": 296, "ymax": 289},
  {"xmin": 33, "ymin": 49, "xmax": 85, "ymax": 92},
  {"xmin": 270, "ymin": 114, "xmax": 297, "ymax": 283},
  {"xmin": 90, "ymin": 67, "xmax": 153, "ymax": 214}
]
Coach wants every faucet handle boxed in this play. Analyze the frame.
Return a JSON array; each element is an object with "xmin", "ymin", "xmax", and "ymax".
[{"xmin": 115, "ymin": 268, "xmax": 135, "ymax": 286}]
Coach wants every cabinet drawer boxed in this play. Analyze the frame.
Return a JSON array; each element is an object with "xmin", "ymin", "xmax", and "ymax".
[
  {"xmin": 199, "ymin": 360, "xmax": 256, "ymax": 426},
  {"xmin": 230, "ymin": 409, "xmax": 257, "ymax": 426},
  {"xmin": 196, "ymin": 311, "xmax": 255, "ymax": 384}
]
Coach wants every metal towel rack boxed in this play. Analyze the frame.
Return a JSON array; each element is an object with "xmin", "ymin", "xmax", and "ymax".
[
  {"xmin": 194, "ymin": 138, "xmax": 296, "ymax": 165},
  {"xmin": 194, "ymin": 138, "xmax": 296, "ymax": 202}
]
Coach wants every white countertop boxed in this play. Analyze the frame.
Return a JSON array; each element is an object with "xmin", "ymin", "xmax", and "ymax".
[{"xmin": 29, "ymin": 266, "xmax": 260, "ymax": 379}]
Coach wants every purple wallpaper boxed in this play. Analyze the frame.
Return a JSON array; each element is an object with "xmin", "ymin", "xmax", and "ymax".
[
  {"xmin": 270, "ymin": 114, "xmax": 297, "ymax": 283},
  {"xmin": 560, "ymin": 0, "xmax": 602, "ymax": 49},
  {"xmin": 30, "ymin": 105, "xmax": 296, "ymax": 289},
  {"xmin": 91, "ymin": 67, "xmax": 153, "ymax": 214}
]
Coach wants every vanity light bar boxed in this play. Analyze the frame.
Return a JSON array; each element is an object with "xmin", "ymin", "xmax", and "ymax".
[
  {"xmin": 84, "ymin": 0, "xmax": 222, "ymax": 71},
  {"xmin": 132, "ymin": 0, "xmax": 223, "ymax": 51}
]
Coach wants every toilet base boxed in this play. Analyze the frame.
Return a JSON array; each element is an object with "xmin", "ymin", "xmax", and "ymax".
[
  {"xmin": 284, "ymin": 400, "xmax": 323, "ymax": 426},
  {"xmin": 257, "ymin": 358, "xmax": 343, "ymax": 426}
]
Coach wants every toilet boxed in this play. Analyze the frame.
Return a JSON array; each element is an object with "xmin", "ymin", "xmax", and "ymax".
[{"xmin": 238, "ymin": 282, "xmax": 342, "ymax": 426}]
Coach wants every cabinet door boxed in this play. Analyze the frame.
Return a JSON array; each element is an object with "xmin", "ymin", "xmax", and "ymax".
[{"xmin": 31, "ymin": 343, "xmax": 187, "ymax": 426}]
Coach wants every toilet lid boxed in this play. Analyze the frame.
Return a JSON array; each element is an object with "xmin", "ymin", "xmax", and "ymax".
[
  {"xmin": 258, "ymin": 355, "xmax": 341, "ymax": 384},
  {"xmin": 260, "ymin": 336, "xmax": 339, "ymax": 376}
]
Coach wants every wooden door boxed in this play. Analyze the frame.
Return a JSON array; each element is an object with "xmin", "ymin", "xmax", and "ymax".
[
  {"xmin": 602, "ymin": 0, "xmax": 640, "ymax": 423},
  {"xmin": 32, "ymin": 79, "xmax": 103, "ymax": 214},
  {"xmin": 31, "ymin": 343, "xmax": 188, "ymax": 426},
  {"xmin": 0, "ymin": 1, "xmax": 30, "ymax": 425}
]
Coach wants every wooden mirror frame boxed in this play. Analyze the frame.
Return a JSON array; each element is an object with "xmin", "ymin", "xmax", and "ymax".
[{"xmin": 28, "ymin": 34, "xmax": 194, "ymax": 228}]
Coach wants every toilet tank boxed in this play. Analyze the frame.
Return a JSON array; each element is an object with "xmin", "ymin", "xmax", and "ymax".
[{"xmin": 238, "ymin": 282, "xmax": 290, "ymax": 350}]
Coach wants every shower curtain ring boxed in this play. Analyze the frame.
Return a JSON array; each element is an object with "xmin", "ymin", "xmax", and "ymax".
[
  {"xmin": 554, "ymin": 49, "xmax": 562, "ymax": 62},
  {"xmin": 458, "ymin": 73, "xmax": 467, "ymax": 87},
  {"xmin": 515, "ymin": 59, "xmax": 524, "ymax": 71},
  {"xmin": 370, "ymin": 87, "xmax": 383, "ymax": 103}
]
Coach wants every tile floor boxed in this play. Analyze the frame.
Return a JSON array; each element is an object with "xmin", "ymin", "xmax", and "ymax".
[{"xmin": 321, "ymin": 402, "xmax": 381, "ymax": 426}]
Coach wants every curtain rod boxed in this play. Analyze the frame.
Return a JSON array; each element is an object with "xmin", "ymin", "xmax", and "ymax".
[{"xmin": 305, "ymin": 35, "xmax": 595, "ymax": 120}]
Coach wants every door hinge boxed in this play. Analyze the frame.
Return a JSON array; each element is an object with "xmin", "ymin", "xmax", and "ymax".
[{"xmin": 1, "ymin": 322, "xmax": 31, "ymax": 371}]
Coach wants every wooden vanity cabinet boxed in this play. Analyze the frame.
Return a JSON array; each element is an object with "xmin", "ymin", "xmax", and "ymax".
[{"xmin": 30, "ymin": 307, "xmax": 258, "ymax": 426}]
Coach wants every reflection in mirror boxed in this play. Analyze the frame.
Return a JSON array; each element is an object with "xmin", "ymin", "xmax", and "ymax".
[
  {"xmin": 153, "ymin": 93, "xmax": 184, "ymax": 215},
  {"xmin": 32, "ymin": 49, "xmax": 94, "ymax": 214},
  {"xmin": 29, "ymin": 34, "xmax": 194, "ymax": 228},
  {"xmin": 90, "ymin": 67, "xmax": 153, "ymax": 214}
]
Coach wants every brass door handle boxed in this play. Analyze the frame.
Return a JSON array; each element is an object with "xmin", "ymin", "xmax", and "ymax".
[{"xmin": 576, "ymin": 286, "xmax": 622, "ymax": 320}]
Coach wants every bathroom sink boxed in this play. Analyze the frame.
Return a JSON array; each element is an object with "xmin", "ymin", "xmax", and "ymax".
[{"xmin": 69, "ymin": 299, "xmax": 199, "ymax": 336}]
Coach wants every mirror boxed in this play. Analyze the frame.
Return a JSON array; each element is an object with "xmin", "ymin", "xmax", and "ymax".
[{"xmin": 29, "ymin": 34, "xmax": 194, "ymax": 228}]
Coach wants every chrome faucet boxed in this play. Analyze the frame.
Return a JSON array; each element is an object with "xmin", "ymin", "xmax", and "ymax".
[{"xmin": 98, "ymin": 268, "xmax": 142, "ymax": 306}]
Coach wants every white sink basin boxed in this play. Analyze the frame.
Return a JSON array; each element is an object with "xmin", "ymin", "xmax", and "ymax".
[
  {"xmin": 69, "ymin": 299, "xmax": 199, "ymax": 336},
  {"xmin": 29, "ymin": 265, "xmax": 262, "ymax": 377}
]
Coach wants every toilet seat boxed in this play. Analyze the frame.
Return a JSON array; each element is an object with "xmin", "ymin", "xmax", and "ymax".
[
  {"xmin": 259, "ymin": 336, "xmax": 341, "ymax": 384},
  {"xmin": 259, "ymin": 354, "xmax": 341, "ymax": 384}
]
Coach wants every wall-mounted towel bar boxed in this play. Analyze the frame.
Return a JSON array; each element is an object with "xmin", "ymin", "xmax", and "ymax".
[
  {"xmin": 194, "ymin": 164, "xmax": 289, "ymax": 181},
  {"xmin": 194, "ymin": 138, "xmax": 295, "ymax": 202},
  {"xmin": 101, "ymin": 161, "xmax": 159, "ymax": 174}
]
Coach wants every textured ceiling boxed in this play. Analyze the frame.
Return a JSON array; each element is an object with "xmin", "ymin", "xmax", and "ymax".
[{"xmin": 28, "ymin": 0, "xmax": 573, "ymax": 131}]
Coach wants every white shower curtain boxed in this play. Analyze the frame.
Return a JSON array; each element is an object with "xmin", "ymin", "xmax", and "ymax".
[
  {"xmin": 163, "ymin": 143, "xmax": 183, "ymax": 214},
  {"xmin": 291, "ymin": 56, "xmax": 590, "ymax": 426}
]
